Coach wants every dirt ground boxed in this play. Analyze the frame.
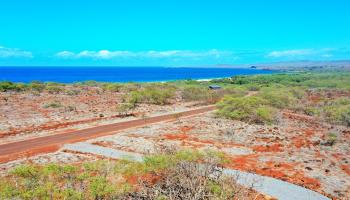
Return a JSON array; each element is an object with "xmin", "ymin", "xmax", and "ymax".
[
  {"xmin": 0, "ymin": 89, "xmax": 199, "ymax": 143},
  {"xmin": 1, "ymin": 88, "xmax": 349, "ymax": 199},
  {"xmin": 1, "ymin": 109, "xmax": 349, "ymax": 199}
]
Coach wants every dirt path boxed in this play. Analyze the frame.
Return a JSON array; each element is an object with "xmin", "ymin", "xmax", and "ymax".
[{"xmin": 0, "ymin": 106, "xmax": 215, "ymax": 163}]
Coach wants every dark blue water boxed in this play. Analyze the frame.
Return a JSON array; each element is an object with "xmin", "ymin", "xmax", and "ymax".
[{"xmin": 0, "ymin": 67, "xmax": 274, "ymax": 83}]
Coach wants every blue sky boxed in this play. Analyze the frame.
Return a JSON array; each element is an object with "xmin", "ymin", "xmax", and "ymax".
[{"xmin": 0, "ymin": 0, "xmax": 350, "ymax": 66}]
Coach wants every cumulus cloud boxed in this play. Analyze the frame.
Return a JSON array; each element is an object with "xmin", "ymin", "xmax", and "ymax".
[
  {"xmin": 55, "ymin": 49, "xmax": 235, "ymax": 60},
  {"xmin": 0, "ymin": 46, "xmax": 33, "ymax": 58},
  {"xmin": 266, "ymin": 48, "xmax": 347, "ymax": 59},
  {"xmin": 267, "ymin": 49, "xmax": 314, "ymax": 58},
  {"xmin": 55, "ymin": 50, "xmax": 75, "ymax": 58}
]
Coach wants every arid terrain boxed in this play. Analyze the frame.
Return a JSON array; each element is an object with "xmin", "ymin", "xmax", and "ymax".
[
  {"xmin": 0, "ymin": 84, "xmax": 197, "ymax": 141},
  {"xmin": 0, "ymin": 73, "xmax": 349, "ymax": 199}
]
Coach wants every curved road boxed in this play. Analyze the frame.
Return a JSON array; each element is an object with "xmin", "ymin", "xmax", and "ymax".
[
  {"xmin": 0, "ymin": 106, "xmax": 215, "ymax": 163},
  {"xmin": 63, "ymin": 142, "xmax": 330, "ymax": 200},
  {"xmin": 0, "ymin": 105, "xmax": 330, "ymax": 199}
]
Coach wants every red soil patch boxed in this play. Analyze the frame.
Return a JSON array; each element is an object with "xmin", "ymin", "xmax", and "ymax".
[
  {"xmin": 179, "ymin": 126, "xmax": 194, "ymax": 133},
  {"xmin": 226, "ymin": 155, "xmax": 321, "ymax": 191},
  {"xmin": 292, "ymin": 136, "xmax": 313, "ymax": 149},
  {"xmin": 127, "ymin": 173, "xmax": 162, "ymax": 186},
  {"xmin": 340, "ymin": 165, "xmax": 350, "ymax": 176},
  {"xmin": 292, "ymin": 172, "xmax": 321, "ymax": 190},
  {"xmin": 164, "ymin": 133, "xmax": 190, "ymax": 140},
  {"xmin": 227, "ymin": 154, "xmax": 260, "ymax": 171},
  {"xmin": 303, "ymin": 129, "xmax": 315, "ymax": 137},
  {"xmin": 331, "ymin": 153, "xmax": 344, "ymax": 160},
  {"xmin": 191, "ymin": 137, "xmax": 216, "ymax": 145},
  {"xmin": 163, "ymin": 132, "xmax": 244, "ymax": 150}
]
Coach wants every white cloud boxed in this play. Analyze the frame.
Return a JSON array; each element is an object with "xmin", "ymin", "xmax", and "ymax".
[
  {"xmin": 0, "ymin": 46, "xmax": 33, "ymax": 58},
  {"xmin": 267, "ymin": 49, "xmax": 314, "ymax": 58},
  {"xmin": 55, "ymin": 51, "xmax": 75, "ymax": 58},
  {"xmin": 266, "ymin": 48, "xmax": 345, "ymax": 59},
  {"xmin": 55, "ymin": 49, "xmax": 235, "ymax": 60}
]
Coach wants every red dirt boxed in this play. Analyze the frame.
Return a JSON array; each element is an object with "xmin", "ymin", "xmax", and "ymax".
[
  {"xmin": 340, "ymin": 165, "xmax": 350, "ymax": 176},
  {"xmin": 226, "ymin": 154, "xmax": 321, "ymax": 191},
  {"xmin": 164, "ymin": 133, "xmax": 191, "ymax": 140},
  {"xmin": 0, "ymin": 106, "xmax": 215, "ymax": 164},
  {"xmin": 291, "ymin": 136, "xmax": 313, "ymax": 149},
  {"xmin": 0, "ymin": 113, "xmax": 135, "ymax": 138},
  {"xmin": 127, "ymin": 173, "xmax": 162, "ymax": 186}
]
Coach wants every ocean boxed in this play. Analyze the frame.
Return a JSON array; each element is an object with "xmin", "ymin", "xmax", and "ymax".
[{"xmin": 0, "ymin": 67, "xmax": 274, "ymax": 83}]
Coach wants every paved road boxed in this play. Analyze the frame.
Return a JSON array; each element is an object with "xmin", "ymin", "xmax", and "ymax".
[
  {"xmin": 0, "ymin": 106, "xmax": 215, "ymax": 163},
  {"xmin": 63, "ymin": 142, "xmax": 330, "ymax": 200}
]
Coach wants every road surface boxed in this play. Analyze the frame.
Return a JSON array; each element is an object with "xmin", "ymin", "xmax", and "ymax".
[{"xmin": 0, "ymin": 106, "xmax": 215, "ymax": 163}]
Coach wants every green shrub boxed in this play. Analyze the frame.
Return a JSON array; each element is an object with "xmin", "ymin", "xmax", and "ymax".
[
  {"xmin": 102, "ymin": 83, "xmax": 122, "ymax": 92},
  {"xmin": 323, "ymin": 98, "xmax": 350, "ymax": 126},
  {"xmin": 116, "ymin": 103, "xmax": 136, "ymax": 115},
  {"xmin": 181, "ymin": 86, "xmax": 209, "ymax": 101},
  {"xmin": 216, "ymin": 94, "xmax": 280, "ymax": 124},
  {"xmin": 0, "ymin": 150, "xmax": 244, "ymax": 199},
  {"xmin": 327, "ymin": 132, "xmax": 338, "ymax": 145},
  {"xmin": 29, "ymin": 81, "xmax": 46, "ymax": 92},
  {"xmin": 66, "ymin": 89, "xmax": 81, "ymax": 95},
  {"xmin": 0, "ymin": 81, "xmax": 27, "ymax": 92},
  {"xmin": 122, "ymin": 87, "xmax": 175, "ymax": 107},
  {"xmin": 80, "ymin": 80, "xmax": 99, "ymax": 87},
  {"xmin": 46, "ymin": 85, "xmax": 64, "ymax": 94},
  {"xmin": 259, "ymin": 87, "xmax": 298, "ymax": 109},
  {"xmin": 256, "ymin": 106, "xmax": 277, "ymax": 124},
  {"xmin": 121, "ymin": 91, "xmax": 143, "ymax": 107},
  {"xmin": 44, "ymin": 102, "xmax": 62, "ymax": 108},
  {"xmin": 89, "ymin": 176, "xmax": 116, "ymax": 199},
  {"xmin": 181, "ymin": 85, "xmax": 226, "ymax": 103},
  {"xmin": 141, "ymin": 88, "xmax": 175, "ymax": 105}
]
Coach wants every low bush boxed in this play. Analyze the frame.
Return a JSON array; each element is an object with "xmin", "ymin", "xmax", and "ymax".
[
  {"xmin": 0, "ymin": 81, "xmax": 27, "ymax": 92},
  {"xmin": 181, "ymin": 86, "xmax": 209, "ymax": 102},
  {"xmin": 29, "ymin": 81, "xmax": 46, "ymax": 92},
  {"xmin": 259, "ymin": 87, "xmax": 299, "ymax": 109},
  {"xmin": 216, "ymin": 96, "xmax": 277, "ymax": 124},
  {"xmin": 116, "ymin": 103, "xmax": 136, "ymax": 115},
  {"xmin": 122, "ymin": 87, "xmax": 175, "ymax": 107},
  {"xmin": 66, "ymin": 89, "xmax": 81, "ymax": 96},
  {"xmin": 44, "ymin": 102, "xmax": 62, "ymax": 108},
  {"xmin": 181, "ymin": 85, "xmax": 230, "ymax": 104},
  {"xmin": 0, "ymin": 150, "xmax": 246, "ymax": 200},
  {"xmin": 46, "ymin": 85, "xmax": 64, "ymax": 94},
  {"xmin": 322, "ymin": 98, "xmax": 350, "ymax": 126},
  {"xmin": 102, "ymin": 83, "xmax": 122, "ymax": 92}
]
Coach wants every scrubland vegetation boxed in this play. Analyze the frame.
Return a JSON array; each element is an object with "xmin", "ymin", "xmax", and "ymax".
[
  {"xmin": 1, "ymin": 72, "xmax": 350, "ymax": 199},
  {"xmin": 214, "ymin": 73, "xmax": 350, "ymax": 126},
  {"xmin": 1, "ymin": 72, "xmax": 350, "ymax": 126},
  {"xmin": 0, "ymin": 150, "xmax": 251, "ymax": 200}
]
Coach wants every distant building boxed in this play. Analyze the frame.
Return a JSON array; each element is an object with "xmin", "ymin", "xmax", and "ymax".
[{"xmin": 208, "ymin": 85, "xmax": 221, "ymax": 90}]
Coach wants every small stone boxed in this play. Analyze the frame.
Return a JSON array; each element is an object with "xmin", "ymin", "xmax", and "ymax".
[{"xmin": 305, "ymin": 166, "xmax": 313, "ymax": 171}]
